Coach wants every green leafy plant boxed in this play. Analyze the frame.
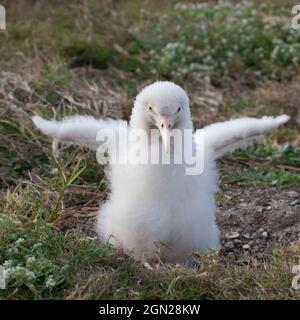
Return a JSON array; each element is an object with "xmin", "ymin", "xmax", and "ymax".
[
  {"xmin": 50, "ymin": 159, "xmax": 86, "ymax": 222},
  {"xmin": 131, "ymin": 2, "xmax": 300, "ymax": 81}
]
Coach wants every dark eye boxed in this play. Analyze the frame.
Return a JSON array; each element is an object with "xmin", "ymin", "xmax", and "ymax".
[
  {"xmin": 148, "ymin": 106, "xmax": 152, "ymax": 111},
  {"xmin": 177, "ymin": 107, "xmax": 181, "ymax": 112}
]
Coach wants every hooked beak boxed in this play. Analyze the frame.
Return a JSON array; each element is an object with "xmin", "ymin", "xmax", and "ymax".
[{"xmin": 158, "ymin": 115, "xmax": 173, "ymax": 153}]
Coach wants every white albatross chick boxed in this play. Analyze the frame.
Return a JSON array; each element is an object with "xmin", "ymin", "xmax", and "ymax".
[{"xmin": 32, "ymin": 81, "xmax": 290, "ymax": 264}]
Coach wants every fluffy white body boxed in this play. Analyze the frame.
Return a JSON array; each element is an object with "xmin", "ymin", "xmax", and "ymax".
[
  {"xmin": 32, "ymin": 81, "xmax": 289, "ymax": 263},
  {"xmin": 98, "ymin": 143, "xmax": 219, "ymax": 263}
]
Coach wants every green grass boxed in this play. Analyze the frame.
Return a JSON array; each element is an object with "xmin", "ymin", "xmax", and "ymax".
[
  {"xmin": 1, "ymin": 208, "xmax": 299, "ymax": 300},
  {"xmin": 222, "ymin": 143, "xmax": 300, "ymax": 187},
  {"xmin": 63, "ymin": 40, "xmax": 143, "ymax": 72},
  {"xmin": 63, "ymin": 41, "xmax": 112, "ymax": 69},
  {"xmin": 220, "ymin": 98, "xmax": 256, "ymax": 113},
  {"xmin": 223, "ymin": 167, "xmax": 300, "ymax": 187},
  {"xmin": 232, "ymin": 143, "xmax": 300, "ymax": 168}
]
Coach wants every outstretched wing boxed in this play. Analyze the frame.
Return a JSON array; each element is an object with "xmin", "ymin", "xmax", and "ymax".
[
  {"xmin": 32, "ymin": 115, "xmax": 127, "ymax": 154},
  {"xmin": 195, "ymin": 115, "xmax": 290, "ymax": 159}
]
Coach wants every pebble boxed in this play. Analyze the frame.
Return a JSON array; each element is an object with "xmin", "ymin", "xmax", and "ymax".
[
  {"xmin": 291, "ymin": 199, "xmax": 300, "ymax": 206},
  {"xmin": 262, "ymin": 206, "xmax": 272, "ymax": 212},
  {"xmin": 224, "ymin": 241, "xmax": 235, "ymax": 252},
  {"xmin": 262, "ymin": 231, "xmax": 268, "ymax": 238},
  {"xmin": 252, "ymin": 232, "xmax": 258, "ymax": 238},
  {"xmin": 243, "ymin": 244, "xmax": 250, "ymax": 250},
  {"xmin": 243, "ymin": 233, "xmax": 251, "ymax": 239},
  {"xmin": 225, "ymin": 231, "xmax": 240, "ymax": 239},
  {"xmin": 287, "ymin": 191, "xmax": 298, "ymax": 197}
]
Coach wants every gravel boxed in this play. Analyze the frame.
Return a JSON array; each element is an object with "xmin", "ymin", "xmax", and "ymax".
[{"xmin": 217, "ymin": 185, "xmax": 300, "ymax": 262}]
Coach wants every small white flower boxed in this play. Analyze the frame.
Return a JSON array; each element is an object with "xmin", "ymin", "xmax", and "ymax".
[
  {"xmin": 8, "ymin": 247, "xmax": 19, "ymax": 254},
  {"xmin": 32, "ymin": 242, "xmax": 43, "ymax": 250},
  {"xmin": 3, "ymin": 260, "xmax": 13, "ymax": 268},
  {"xmin": 45, "ymin": 275, "xmax": 56, "ymax": 288},
  {"xmin": 11, "ymin": 266, "xmax": 35, "ymax": 281},
  {"xmin": 26, "ymin": 256, "xmax": 36, "ymax": 266},
  {"xmin": 15, "ymin": 238, "xmax": 25, "ymax": 245}
]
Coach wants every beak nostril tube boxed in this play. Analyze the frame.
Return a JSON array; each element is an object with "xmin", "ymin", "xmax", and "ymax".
[{"xmin": 160, "ymin": 123, "xmax": 172, "ymax": 129}]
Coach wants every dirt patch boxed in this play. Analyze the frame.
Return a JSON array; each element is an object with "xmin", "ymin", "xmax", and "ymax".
[{"xmin": 217, "ymin": 185, "xmax": 300, "ymax": 262}]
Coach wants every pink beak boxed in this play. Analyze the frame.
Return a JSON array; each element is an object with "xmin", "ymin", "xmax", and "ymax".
[{"xmin": 158, "ymin": 115, "xmax": 173, "ymax": 153}]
